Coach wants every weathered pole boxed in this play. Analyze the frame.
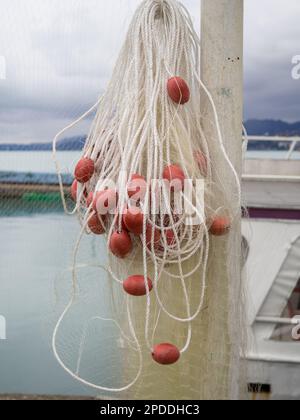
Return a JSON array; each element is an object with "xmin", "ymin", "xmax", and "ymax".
[
  {"xmin": 201, "ymin": 0, "xmax": 244, "ymax": 400},
  {"xmin": 201, "ymin": 0, "xmax": 244, "ymax": 174}
]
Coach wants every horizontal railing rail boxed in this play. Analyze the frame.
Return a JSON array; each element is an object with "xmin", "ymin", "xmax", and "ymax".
[
  {"xmin": 256, "ymin": 316, "xmax": 300, "ymax": 326},
  {"xmin": 244, "ymin": 136, "xmax": 300, "ymax": 160}
]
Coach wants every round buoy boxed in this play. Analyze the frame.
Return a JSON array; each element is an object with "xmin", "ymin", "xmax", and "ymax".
[
  {"xmin": 165, "ymin": 229, "xmax": 176, "ymax": 246},
  {"xmin": 209, "ymin": 216, "xmax": 231, "ymax": 236},
  {"xmin": 146, "ymin": 225, "xmax": 161, "ymax": 250},
  {"xmin": 74, "ymin": 158, "xmax": 95, "ymax": 184},
  {"xmin": 109, "ymin": 231, "xmax": 133, "ymax": 259},
  {"xmin": 123, "ymin": 275, "xmax": 153, "ymax": 297},
  {"xmin": 167, "ymin": 77, "xmax": 190, "ymax": 105},
  {"xmin": 128, "ymin": 174, "xmax": 147, "ymax": 200},
  {"xmin": 94, "ymin": 189, "xmax": 118, "ymax": 215},
  {"xmin": 115, "ymin": 213, "xmax": 128, "ymax": 232},
  {"xmin": 86, "ymin": 192, "xmax": 94, "ymax": 208},
  {"xmin": 152, "ymin": 343, "xmax": 181, "ymax": 365},
  {"xmin": 163, "ymin": 165, "xmax": 185, "ymax": 190},
  {"xmin": 194, "ymin": 150, "xmax": 208, "ymax": 177},
  {"xmin": 123, "ymin": 207, "xmax": 144, "ymax": 235},
  {"xmin": 71, "ymin": 180, "xmax": 78, "ymax": 201},
  {"xmin": 88, "ymin": 213, "xmax": 105, "ymax": 235}
]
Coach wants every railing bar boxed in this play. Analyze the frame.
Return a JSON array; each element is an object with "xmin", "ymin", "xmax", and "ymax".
[
  {"xmin": 244, "ymin": 136, "xmax": 300, "ymax": 142},
  {"xmin": 256, "ymin": 316, "xmax": 300, "ymax": 326},
  {"xmin": 243, "ymin": 136, "xmax": 300, "ymax": 160}
]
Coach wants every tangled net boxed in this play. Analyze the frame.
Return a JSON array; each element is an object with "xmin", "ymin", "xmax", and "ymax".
[{"xmin": 52, "ymin": 0, "xmax": 243, "ymax": 399}]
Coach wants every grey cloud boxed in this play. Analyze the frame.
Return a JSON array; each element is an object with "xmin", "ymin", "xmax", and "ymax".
[
  {"xmin": 244, "ymin": 0, "xmax": 300, "ymax": 121},
  {"xmin": 0, "ymin": 0, "xmax": 299, "ymax": 143},
  {"xmin": 0, "ymin": 108, "xmax": 92, "ymax": 143}
]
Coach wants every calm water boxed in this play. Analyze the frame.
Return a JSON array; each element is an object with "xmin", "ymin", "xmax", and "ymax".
[
  {"xmin": 0, "ymin": 151, "xmax": 81, "ymax": 174},
  {"xmin": 0, "ymin": 211, "xmax": 116, "ymax": 396},
  {"xmin": 246, "ymin": 150, "xmax": 300, "ymax": 160},
  {"xmin": 0, "ymin": 150, "xmax": 299, "ymax": 176}
]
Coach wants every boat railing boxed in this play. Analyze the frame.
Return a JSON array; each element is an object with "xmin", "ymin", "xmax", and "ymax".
[{"xmin": 245, "ymin": 136, "xmax": 300, "ymax": 160}]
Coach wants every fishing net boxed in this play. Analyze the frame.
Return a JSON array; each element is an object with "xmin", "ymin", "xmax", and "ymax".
[{"xmin": 50, "ymin": 0, "xmax": 246, "ymax": 400}]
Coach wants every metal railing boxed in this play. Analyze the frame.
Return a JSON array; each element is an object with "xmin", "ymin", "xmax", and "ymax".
[
  {"xmin": 256, "ymin": 316, "xmax": 300, "ymax": 326},
  {"xmin": 245, "ymin": 136, "xmax": 300, "ymax": 160}
]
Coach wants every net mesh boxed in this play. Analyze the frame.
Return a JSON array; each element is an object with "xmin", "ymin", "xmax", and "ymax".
[
  {"xmin": 0, "ymin": 0, "xmax": 246, "ymax": 400},
  {"xmin": 51, "ymin": 0, "xmax": 246, "ymax": 400}
]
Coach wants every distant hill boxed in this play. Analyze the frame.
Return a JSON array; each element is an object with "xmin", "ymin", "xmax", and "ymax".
[
  {"xmin": 0, "ymin": 136, "xmax": 86, "ymax": 151},
  {"xmin": 244, "ymin": 120, "xmax": 300, "ymax": 151},
  {"xmin": 244, "ymin": 119, "xmax": 300, "ymax": 137},
  {"xmin": 1, "ymin": 120, "xmax": 300, "ymax": 151}
]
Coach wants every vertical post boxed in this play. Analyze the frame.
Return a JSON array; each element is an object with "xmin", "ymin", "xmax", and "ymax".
[
  {"xmin": 201, "ymin": 0, "xmax": 244, "ymax": 400},
  {"xmin": 201, "ymin": 0, "xmax": 244, "ymax": 175}
]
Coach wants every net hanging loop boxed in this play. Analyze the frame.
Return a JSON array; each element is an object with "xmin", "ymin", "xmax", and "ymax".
[{"xmin": 154, "ymin": 0, "xmax": 166, "ymax": 18}]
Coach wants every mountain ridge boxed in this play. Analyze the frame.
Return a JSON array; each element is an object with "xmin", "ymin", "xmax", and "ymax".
[
  {"xmin": 0, "ymin": 120, "xmax": 300, "ymax": 151},
  {"xmin": 0, "ymin": 136, "xmax": 86, "ymax": 151},
  {"xmin": 244, "ymin": 119, "xmax": 300, "ymax": 136}
]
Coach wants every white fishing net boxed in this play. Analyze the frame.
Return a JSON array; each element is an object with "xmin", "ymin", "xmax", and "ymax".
[{"xmin": 52, "ymin": 0, "xmax": 246, "ymax": 400}]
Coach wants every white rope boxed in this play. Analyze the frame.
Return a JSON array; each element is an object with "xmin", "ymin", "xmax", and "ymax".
[
  {"xmin": 52, "ymin": 221, "xmax": 143, "ymax": 393},
  {"xmin": 52, "ymin": 97, "xmax": 104, "ymax": 215},
  {"xmin": 52, "ymin": 0, "xmax": 242, "ymax": 393}
]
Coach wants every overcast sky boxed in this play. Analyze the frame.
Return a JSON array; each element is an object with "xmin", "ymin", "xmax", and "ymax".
[{"xmin": 0, "ymin": 0, "xmax": 299, "ymax": 143}]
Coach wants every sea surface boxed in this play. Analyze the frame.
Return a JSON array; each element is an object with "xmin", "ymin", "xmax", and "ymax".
[
  {"xmin": 0, "ymin": 149, "xmax": 299, "ymax": 396},
  {"xmin": 0, "ymin": 149, "xmax": 120, "ymax": 396},
  {"xmin": 0, "ymin": 151, "xmax": 81, "ymax": 174},
  {"xmin": 246, "ymin": 150, "xmax": 300, "ymax": 160},
  {"xmin": 0, "ymin": 213, "xmax": 113, "ymax": 397},
  {"xmin": 0, "ymin": 149, "xmax": 299, "ymax": 175}
]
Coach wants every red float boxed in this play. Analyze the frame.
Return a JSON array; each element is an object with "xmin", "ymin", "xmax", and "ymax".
[
  {"xmin": 123, "ymin": 275, "xmax": 153, "ymax": 297},
  {"xmin": 93, "ymin": 189, "xmax": 118, "ymax": 215},
  {"xmin": 88, "ymin": 213, "xmax": 106, "ymax": 235},
  {"xmin": 71, "ymin": 180, "xmax": 78, "ymax": 201},
  {"xmin": 146, "ymin": 225, "xmax": 161, "ymax": 250},
  {"xmin": 163, "ymin": 164, "xmax": 185, "ymax": 191},
  {"xmin": 115, "ymin": 213, "xmax": 128, "ymax": 232},
  {"xmin": 109, "ymin": 231, "xmax": 133, "ymax": 259},
  {"xmin": 167, "ymin": 77, "xmax": 190, "ymax": 105},
  {"xmin": 86, "ymin": 192, "xmax": 94, "ymax": 208},
  {"xmin": 152, "ymin": 343, "xmax": 181, "ymax": 365},
  {"xmin": 194, "ymin": 150, "xmax": 208, "ymax": 177},
  {"xmin": 128, "ymin": 174, "xmax": 147, "ymax": 200},
  {"xmin": 123, "ymin": 207, "xmax": 144, "ymax": 236},
  {"xmin": 209, "ymin": 216, "xmax": 231, "ymax": 236},
  {"xmin": 165, "ymin": 229, "xmax": 176, "ymax": 246},
  {"xmin": 74, "ymin": 158, "xmax": 95, "ymax": 184}
]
